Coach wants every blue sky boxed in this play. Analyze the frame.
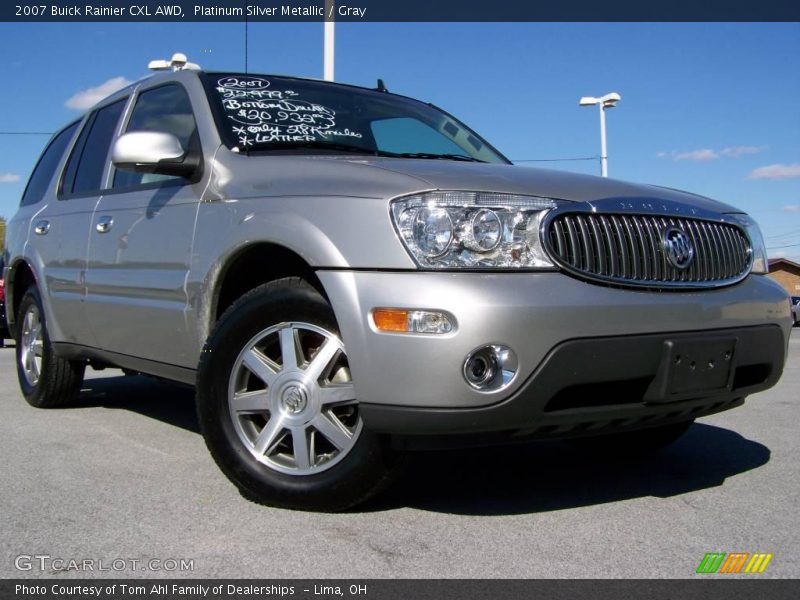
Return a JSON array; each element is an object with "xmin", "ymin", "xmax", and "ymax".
[{"xmin": 0, "ymin": 22, "xmax": 798, "ymax": 260}]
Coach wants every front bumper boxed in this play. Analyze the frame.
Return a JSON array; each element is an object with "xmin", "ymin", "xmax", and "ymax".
[
  {"xmin": 358, "ymin": 325, "xmax": 783, "ymax": 447},
  {"xmin": 318, "ymin": 270, "xmax": 791, "ymax": 413}
]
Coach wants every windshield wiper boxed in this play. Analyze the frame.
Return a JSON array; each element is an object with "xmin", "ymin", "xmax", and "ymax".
[
  {"xmin": 245, "ymin": 140, "xmax": 378, "ymax": 155},
  {"xmin": 378, "ymin": 151, "xmax": 487, "ymax": 163}
]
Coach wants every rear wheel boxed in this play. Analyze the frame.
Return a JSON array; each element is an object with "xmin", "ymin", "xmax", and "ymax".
[
  {"xmin": 16, "ymin": 286, "xmax": 85, "ymax": 408},
  {"xmin": 566, "ymin": 420, "xmax": 694, "ymax": 457},
  {"xmin": 197, "ymin": 278, "xmax": 402, "ymax": 511}
]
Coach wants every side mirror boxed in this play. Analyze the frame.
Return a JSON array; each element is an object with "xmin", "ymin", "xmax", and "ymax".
[{"xmin": 112, "ymin": 131, "xmax": 197, "ymax": 178}]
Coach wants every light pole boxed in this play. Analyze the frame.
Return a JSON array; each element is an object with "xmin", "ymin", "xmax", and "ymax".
[
  {"xmin": 324, "ymin": 0, "xmax": 335, "ymax": 81},
  {"xmin": 579, "ymin": 92, "xmax": 621, "ymax": 177}
]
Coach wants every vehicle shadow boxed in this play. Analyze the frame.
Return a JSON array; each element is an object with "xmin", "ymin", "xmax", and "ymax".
[
  {"xmin": 71, "ymin": 373, "xmax": 200, "ymax": 433},
  {"xmin": 69, "ymin": 373, "xmax": 770, "ymax": 516},
  {"xmin": 365, "ymin": 424, "xmax": 771, "ymax": 515}
]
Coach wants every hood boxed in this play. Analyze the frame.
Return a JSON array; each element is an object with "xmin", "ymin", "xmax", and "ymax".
[
  {"xmin": 210, "ymin": 150, "xmax": 741, "ymax": 214},
  {"xmin": 363, "ymin": 157, "xmax": 742, "ymax": 214}
]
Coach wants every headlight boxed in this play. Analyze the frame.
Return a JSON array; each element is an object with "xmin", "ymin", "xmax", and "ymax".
[
  {"xmin": 728, "ymin": 213, "xmax": 768, "ymax": 274},
  {"xmin": 412, "ymin": 207, "xmax": 453, "ymax": 257},
  {"xmin": 390, "ymin": 191, "xmax": 562, "ymax": 268}
]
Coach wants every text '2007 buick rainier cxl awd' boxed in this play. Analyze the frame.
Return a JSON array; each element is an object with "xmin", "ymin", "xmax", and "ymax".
[{"xmin": 4, "ymin": 57, "xmax": 792, "ymax": 510}]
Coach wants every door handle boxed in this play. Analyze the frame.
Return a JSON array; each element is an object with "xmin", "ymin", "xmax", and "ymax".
[
  {"xmin": 34, "ymin": 220, "xmax": 50, "ymax": 235},
  {"xmin": 96, "ymin": 216, "xmax": 113, "ymax": 233}
]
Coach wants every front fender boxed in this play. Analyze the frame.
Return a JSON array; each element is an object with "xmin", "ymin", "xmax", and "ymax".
[{"xmin": 186, "ymin": 195, "xmax": 415, "ymax": 356}]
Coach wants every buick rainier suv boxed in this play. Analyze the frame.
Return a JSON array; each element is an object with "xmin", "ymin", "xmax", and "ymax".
[{"xmin": 4, "ymin": 62, "xmax": 792, "ymax": 510}]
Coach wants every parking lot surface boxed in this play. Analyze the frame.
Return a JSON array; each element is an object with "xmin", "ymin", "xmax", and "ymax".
[{"xmin": 1, "ymin": 331, "xmax": 798, "ymax": 578}]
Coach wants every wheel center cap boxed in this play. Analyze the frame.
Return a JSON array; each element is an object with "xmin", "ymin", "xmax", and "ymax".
[{"xmin": 280, "ymin": 385, "xmax": 309, "ymax": 414}]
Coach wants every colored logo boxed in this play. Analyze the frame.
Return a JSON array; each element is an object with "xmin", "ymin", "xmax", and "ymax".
[{"xmin": 696, "ymin": 552, "xmax": 773, "ymax": 574}]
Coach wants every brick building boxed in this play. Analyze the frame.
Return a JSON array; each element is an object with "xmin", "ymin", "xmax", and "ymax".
[{"xmin": 768, "ymin": 258, "xmax": 800, "ymax": 296}]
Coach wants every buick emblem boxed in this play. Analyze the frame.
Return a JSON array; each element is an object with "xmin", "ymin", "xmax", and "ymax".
[
  {"xmin": 281, "ymin": 385, "xmax": 308, "ymax": 414},
  {"xmin": 663, "ymin": 227, "xmax": 694, "ymax": 270}
]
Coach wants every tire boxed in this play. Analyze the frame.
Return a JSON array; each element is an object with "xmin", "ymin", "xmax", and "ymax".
[
  {"xmin": 16, "ymin": 286, "xmax": 85, "ymax": 408},
  {"xmin": 565, "ymin": 420, "xmax": 694, "ymax": 457},
  {"xmin": 197, "ymin": 278, "xmax": 403, "ymax": 511}
]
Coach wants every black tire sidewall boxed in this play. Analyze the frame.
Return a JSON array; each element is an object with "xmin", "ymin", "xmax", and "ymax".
[
  {"xmin": 197, "ymin": 280, "xmax": 397, "ymax": 511},
  {"xmin": 16, "ymin": 287, "xmax": 49, "ymax": 404}
]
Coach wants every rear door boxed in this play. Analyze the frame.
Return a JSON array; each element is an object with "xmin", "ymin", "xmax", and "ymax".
[
  {"xmin": 25, "ymin": 97, "xmax": 129, "ymax": 346},
  {"xmin": 8, "ymin": 122, "xmax": 80, "ymax": 339},
  {"xmin": 85, "ymin": 83, "xmax": 205, "ymax": 367}
]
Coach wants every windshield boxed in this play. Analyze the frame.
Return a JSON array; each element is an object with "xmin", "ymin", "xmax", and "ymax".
[{"xmin": 202, "ymin": 73, "xmax": 510, "ymax": 164}]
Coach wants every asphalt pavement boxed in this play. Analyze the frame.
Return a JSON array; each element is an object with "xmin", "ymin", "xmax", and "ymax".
[{"xmin": 1, "ymin": 331, "xmax": 798, "ymax": 578}]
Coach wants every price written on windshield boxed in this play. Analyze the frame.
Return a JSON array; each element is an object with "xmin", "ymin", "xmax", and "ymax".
[{"xmin": 216, "ymin": 77, "xmax": 365, "ymax": 146}]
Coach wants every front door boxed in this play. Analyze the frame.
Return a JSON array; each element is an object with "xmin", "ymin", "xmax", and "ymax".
[{"xmin": 85, "ymin": 83, "xmax": 204, "ymax": 367}]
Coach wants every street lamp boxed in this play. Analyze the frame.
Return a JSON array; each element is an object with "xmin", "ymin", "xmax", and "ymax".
[
  {"xmin": 324, "ymin": 0, "xmax": 335, "ymax": 81},
  {"xmin": 579, "ymin": 92, "xmax": 621, "ymax": 177}
]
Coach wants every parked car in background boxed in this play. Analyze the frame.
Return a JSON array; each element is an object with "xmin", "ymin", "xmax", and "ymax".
[
  {"xmin": 792, "ymin": 296, "xmax": 800, "ymax": 326},
  {"xmin": 0, "ymin": 257, "xmax": 8, "ymax": 347},
  {"xmin": 3, "ymin": 57, "xmax": 793, "ymax": 510}
]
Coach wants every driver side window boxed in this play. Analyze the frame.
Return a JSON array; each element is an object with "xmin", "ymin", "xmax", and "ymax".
[{"xmin": 112, "ymin": 84, "xmax": 198, "ymax": 189}]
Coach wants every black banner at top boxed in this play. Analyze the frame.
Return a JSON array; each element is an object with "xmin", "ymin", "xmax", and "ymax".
[{"xmin": 3, "ymin": 0, "xmax": 800, "ymax": 22}]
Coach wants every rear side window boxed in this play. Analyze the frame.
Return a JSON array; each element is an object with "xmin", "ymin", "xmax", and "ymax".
[
  {"xmin": 20, "ymin": 122, "xmax": 79, "ymax": 206},
  {"xmin": 62, "ymin": 99, "xmax": 126, "ymax": 196},
  {"xmin": 113, "ymin": 84, "xmax": 197, "ymax": 189}
]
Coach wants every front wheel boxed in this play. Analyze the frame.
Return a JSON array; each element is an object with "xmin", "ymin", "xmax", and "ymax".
[{"xmin": 197, "ymin": 278, "xmax": 402, "ymax": 511}]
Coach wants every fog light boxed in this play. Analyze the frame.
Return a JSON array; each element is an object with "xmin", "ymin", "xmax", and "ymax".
[
  {"xmin": 463, "ymin": 345, "xmax": 518, "ymax": 391},
  {"xmin": 372, "ymin": 308, "xmax": 454, "ymax": 334},
  {"xmin": 464, "ymin": 349, "xmax": 498, "ymax": 387}
]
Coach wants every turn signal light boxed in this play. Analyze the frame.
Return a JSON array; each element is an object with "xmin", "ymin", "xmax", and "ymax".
[
  {"xmin": 373, "ymin": 309, "xmax": 409, "ymax": 332},
  {"xmin": 372, "ymin": 309, "xmax": 454, "ymax": 334}
]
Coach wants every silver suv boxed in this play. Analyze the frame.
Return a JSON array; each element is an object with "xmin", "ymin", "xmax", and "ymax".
[{"xmin": 5, "ymin": 64, "xmax": 792, "ymax": 510}]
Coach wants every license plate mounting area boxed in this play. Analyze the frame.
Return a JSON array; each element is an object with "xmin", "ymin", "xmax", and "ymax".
[{"xmin": 645, "ymin": 336, "xmax": 737, "ymax": 403}]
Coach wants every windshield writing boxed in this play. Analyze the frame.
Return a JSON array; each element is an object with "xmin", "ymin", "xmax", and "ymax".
[
  {"xmin": 205, "ymin": 73, "xmax": 508, "ymax": 164},
  {"xmin": 215, "ymin": 76, "xmax": 365, "ymax": 148}
]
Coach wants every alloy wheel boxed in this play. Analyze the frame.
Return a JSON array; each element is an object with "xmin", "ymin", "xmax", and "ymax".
[
  {"xmin": 20, "ymin": 304, "xmax": 44, "ymax": 387},
  {"xmin": 227, "ymin": 321, "xmax": 362, "ymax": 475}
]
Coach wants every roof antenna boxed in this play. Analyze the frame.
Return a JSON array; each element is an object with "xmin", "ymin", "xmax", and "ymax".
[
  {"xmin": 376, "ymin": 78, "xmax": 389, "ymax": 93},
  {"xmin": 148, "ymin": 52, "xmax": 201, "ymax": 72}
]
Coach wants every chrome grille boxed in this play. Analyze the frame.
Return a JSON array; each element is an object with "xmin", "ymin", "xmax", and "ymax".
[{"xmin": 544, "ymin": 213, "xmax": 751, "ymax": 288}]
